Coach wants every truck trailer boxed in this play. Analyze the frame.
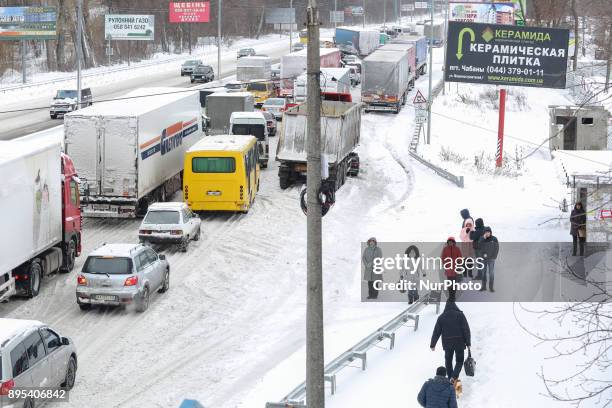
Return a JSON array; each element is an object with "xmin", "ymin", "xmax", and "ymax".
[
  {"xmin": 294, "ymin": 67, "xmax": 351, "ymax": 103},
  {"xmin": 236, "ymin": 56, "xmax": 272, "ymax": 82},
  {"xmin": 361, "ymin": 49, "xmax": 410, "ymax": 114},
  {"xmin": 379, "ymin": 43, "xmax": 416, "ymax": 90},
  {"xmin": 280, "ymin": 48, "xmax": 342, "ymax": 97},
  {"xmin": 0, "ymin": 135, "xmax": 82, "ymax": 300},
  {"xmin": 64, "ymin": 87, "xmax": 204, "ymax": 218},
  {"xmin": 392, "ymin": 33, "xmax": 428, "ymax": 77},
  {"xmin": 334, "ymin": 27, "xmax": 380, "ymax": 57},
  {"xmin": 206, "ymin": 92, "xmax": 255, "ymax": 134},
  {"xmin": 276, "ymin": 101, "xmax": 361, "ymax": 191}
]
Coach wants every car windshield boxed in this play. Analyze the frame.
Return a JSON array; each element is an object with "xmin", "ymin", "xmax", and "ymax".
[
  {"xmin": 194, "ymin": 66, "xmax": 210, "ymax": 73},
  {"xmin": 225, "ymin": 83, "xmax": 242, "ymax": 89},
  {"xmin": 83, "ymin": 257, "xmax": 133, "ymax": 275},
  {"xmin": 265, "ymin": 99, "xmax": 285, "ymax": 106},
  {"xmin": 239, "ymin": 49, "xmax": 251, "ymax": 54},
  {"xmin": 143, "ymin": 210, "xmax": 180, "ymax": 224},
  {"xmin": 232, "ymin": 124, "xmax": 265, "ymax": 140},
  {"xmin": 55, "ymin": 90, "xmax": 77, "ymax": 99},
  {"xmin": 247, "ymin": 83, "xmax": 268, "ymax": 92},
  {"xmin": 185, "ymin": 60, "xmax": 200, "ymax": 66}
]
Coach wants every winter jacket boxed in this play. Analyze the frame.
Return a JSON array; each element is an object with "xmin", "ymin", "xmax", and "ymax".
[
  {"xmin": 479, "ymin": 227, "xmax": 499, "ymax": 260},
  {"xmin": 362, "ymin": 239, "xmax": 383, "ymax": 281},
  {"xmin": 431, "ymin": 302, "xmax": 471, "ymax": 350},
  {"xmin": 417, "ymin": 375, "xmax": 458, "ymax": 408},
  {"xmin": 460, "ymin": 209, "xmax": 473, "ymax": 229},
  {"xmin": 441, "ymin": 240, "xmax": 462, "ymax": 279},
  {"xmin": 570, "ymin": 204, "xmax": 586, "ymax": 236},
  {"xmin": 469, "ymin": 218, "xmax": 485, "ymax": 250},
  {"xmin": 404, "ymin": 245, "xmax": 424, "ymax": 285}
]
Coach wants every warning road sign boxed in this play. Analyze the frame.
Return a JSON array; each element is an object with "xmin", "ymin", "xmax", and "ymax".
[{"xmin": 413, "ymin": 90, "xmax": 428, "ymax": 104}]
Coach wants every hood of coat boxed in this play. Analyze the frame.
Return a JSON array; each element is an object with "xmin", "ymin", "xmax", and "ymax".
[
  {"xmin": 367, "ymin": 237, "xmax": 377, "ymax": 246},
  {"xmin": 460, "ymin": 208, "xmax": 471, "ymax": 220},
  {"xmin": 475, "ymin": 218, "xmax": 484, "ymax": 229},
  {"xmin": 430, "ymin": 375, "xmax": 453, "ymax": 391},
  {"xmin": 405, "ymin": 245, "xmax": 420, "ymax": 258},
  {"xmin": 446, "ymin": 237, "xmax": 456, "ymax": 245},
  {"xmin": 444, "ymin": 301, "xmax": 462, "ymax": 313},
  {"xmin": 483, "ymin": 226, "xmax": 492, "ymax": 234},
  {"xmin": 573, "ymin": 202, "xmax": 585, "ymax": 212}
]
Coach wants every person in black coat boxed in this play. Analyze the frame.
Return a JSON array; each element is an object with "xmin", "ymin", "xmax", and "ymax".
[
  {"xmin": 469, "ymin": 218, "xmax": 485, "ymax": 279},
  {"xmin": 430, "ymin": 302, "xmax": 471, "ymax": 382},
  {"xmin": 417, "ymin": 366, "xmax": 458, "ymax": 408},
  {"xmin": 570, "ymin": 202, "xmax": 586, "ymax": 256},
  {"xmin": 478, "ymin": 226, "xmax": 499, "ymax": 292}
]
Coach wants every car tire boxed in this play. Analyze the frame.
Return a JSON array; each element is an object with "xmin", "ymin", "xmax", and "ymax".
[
  {"xmin": 179, "ymin": 237, "xmax": 189, "ymax": 252},
  {"xmin": 78, "ymin": 303, "xmax": 92, "ymax": 311},
  {"xmin": 193, "ymin": 228, "xmax": 201, "ymax": 241},
  {"xmin": 158, "ymin": 270, "xmax": 170, "ymax": 293},
  {"xmin": 61, "ymin": 356, "xmax": 77, "ymax": 390},
  {"xmin": 136, "ymin": 287, "xmax": 150, "ymax": 313},
  {"xmin": 60, "ymin": 239, "xmax": 76, "ymax": 273},
  {"xmin": 50, "ymin": 114, "xmax": 57, "ymax": 119},
  {"xmin": 26, "ymin": 260, "xmax": 42, "ymax": 298}
]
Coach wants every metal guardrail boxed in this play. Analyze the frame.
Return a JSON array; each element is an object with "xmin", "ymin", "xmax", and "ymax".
[
  {"xmin": 265, "ymin": 293, "xmax": 440, "ymax": 407},
  {"xmin": 409, "ymin": 150, "xmax": 465, "ymax": 188},
  {"xmin": 0, "ymin": 275, "xmax": 16, "ymax": 303}
]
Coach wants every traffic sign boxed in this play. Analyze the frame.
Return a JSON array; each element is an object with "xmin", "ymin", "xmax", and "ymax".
[{"xmin": 413, "ymin": 90, "xmax": 428, "ymax": 104}]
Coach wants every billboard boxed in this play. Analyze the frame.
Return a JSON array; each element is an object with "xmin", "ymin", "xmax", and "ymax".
[
  {"xmin": 0, "ymin": 7, "xmax": 56, "ymax": 40},
  {"xmin": 401, "ymin": 4, "xmax": 415, "ymax": 12},
  {"xmin": 450, "ymin": 0, "xmax": 526, "ymax": 25},
  {"xmin": 415, "ymin": 2, "xmax": 429, "ymax": 9},
  {"xmin": 169, "ymin": 2, "xmax": 210, "ymax": 23},
  {"xmin": 330, "ymin": 11, "xmax": 345, "ymax": 23},
  {"xmin": 265, "ymin": 8, "xmax": 295, "ymax": 24},
  {"xmin": 105, "ymin": 15, "xmax": 154, "ymax": 41},
  {"xmin": 445, "ymin": 21, "xmax": 569, "ymax": 88}
]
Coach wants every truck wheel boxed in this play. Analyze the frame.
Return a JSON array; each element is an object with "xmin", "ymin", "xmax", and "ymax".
[
  {"xmin": 26, "ymin": 261, "xmax": 42, "ymax": 298},
  {"xmin": 394, "ymin": 104, "xmax": 400, "ymax": 114},
  {"xmin": 136, "ymin": 287, "xmax": 150, "ymax": 313},
  {"xmin": 60, "ymin": 240, "xmax": 76, "ymax": 273},
  {"xmin": 50, "ymin": 114, "xmax": 57, "ymax": 119},
  {"xmin": 279, "ymin": 176, "xmax": 291, "ymax": 189}
]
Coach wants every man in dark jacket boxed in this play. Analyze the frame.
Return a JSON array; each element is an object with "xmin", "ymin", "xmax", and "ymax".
[
  {"xmin": 478, "ymin": 226, "xmax": 499, "ymax": 292},
  {"xmin": 469, "ymin": 218, "xmax": 485, "ymax": 280},
  {"xmin": 417, "ymin": 366, "xmax": 458, "ymax": 408},
  {"xmin": 431, "ymin": 302, "xmax": 471, "ymax": 383},
  {"xmin": 570, "ymin": 202, "xmax": 586, "ymax": 256}
]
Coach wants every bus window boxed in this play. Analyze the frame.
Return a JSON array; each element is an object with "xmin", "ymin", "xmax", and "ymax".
[{"xmin": 192, "ymin": 157, "xmax": 236, "ymax": 173}]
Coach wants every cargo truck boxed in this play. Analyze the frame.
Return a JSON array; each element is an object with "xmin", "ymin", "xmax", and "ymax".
[
  {"xmin": 424, "ymin": 22, "xmax": 444, "ymax": 46},
  {"xmin": 392, "ymin": 34, "xmax": 428, "ymax": 77},
  {"xmin": 361, "ymin": 49, "xmax": 410, "ymax": 114},
  {"xmin": 380, "ymin": 43, "xmax": 416, "ymax": 90},
  {"xmin": 280, "ymin": 48, "xmax": 342, "ymax": 97},
  {"xmin": 334, "ymin": 27, "xmax": 380, "ymax": 57},
  {"xmin": 64, "ymin": 87, "xmax": 204, "ymax": 218},
  {"xmin": 294, "ymin": 67, "xmax": 351, "ymax": 103},
  {"xmin": 206, "ymin": 92, "xmax": 255, "ymax": 134},
  {"xmin": 276, "ymin": 101, "xmax": 361, "ymax": 191},
  {"xmin": 236, "ymin": 56, "xmax": 272, "ymax": 82},
  {"xmin": 0, "ymin": 135, "xmax": 82, "ymax": 300}
]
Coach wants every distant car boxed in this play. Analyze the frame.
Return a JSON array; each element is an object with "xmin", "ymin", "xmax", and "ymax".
[
  {"xmin": 224, "ymin": 81, "xmax": 247, "ymax": 92},
  {"xmin": 237, "ymin": 48, "xmax": 256, "ymax": 58},
  {"xmin": 0, "ymin": 318, "xmax": 77, "ymax": 408},
  {"xmin": 261, "ymin": 111, "xmax": 277, "ymax": 136},
  {"xmin": 261, "ymin": 97, "xmax": 288, "ymax": 121},
  {"xmin": 291, "ymin": 43, "xmax": 305, "ymax": 52},
  {"xmin": 76, "ymin": 243, "xmax": 170, "ymax": 312},
  {"xmin": 139, "ymin": 202, "xmax": 202, "ymax": 252},
  {"xmin": 50, "ymin": 88, "xmax": 92, "ymax": 119},
  {"xmin": 191, "ymin": 64, "xmax": 215, "ymax": 83},
  {"xmin": 181, "ymin": 59, "xmax": 203, "ymax": 76}
]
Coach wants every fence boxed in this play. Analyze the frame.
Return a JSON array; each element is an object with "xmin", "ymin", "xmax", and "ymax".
[{"xmin": 265, "ymin": 293, "xmax": 440, "ymax": 407}]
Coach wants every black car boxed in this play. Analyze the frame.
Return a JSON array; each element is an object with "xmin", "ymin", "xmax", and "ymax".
[
  {"xmin": 261, "ymin": 111, "xmax": 277, "ymax": 136},
  {"xmin": 191, "ymin": 65, "xmax": 215, "ymax": 83}
]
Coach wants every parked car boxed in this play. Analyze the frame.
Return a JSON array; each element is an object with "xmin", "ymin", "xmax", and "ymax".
[
  {"xmin": 0, "ymin": 319, "xmax": 77, "ymax": 408},
  {"xmin": 224, "ymin": 81, "xmax": 247, "ymax": 92},
  {"xmin": 76, "ymin": 243, "xmax": 170, "ymax": 312},
  {"xmin": 261, "ymin": 97, "xmax": 288, "ymax": 120},
  {"xmin": 181, "ymin": 59, "xmax": 203, "ymax": 76},
  {"xmin": 291, "ymin": 42, "xmax": 305, "ymax": 52},
  {"xmin": 237, "ymin": 48, "xmax": 256, "ymax": 58},
  {"xmin": 139, "ymin": 202, "xmax": 202, "ymax": 251},
  {"xmin": 261, "ymin": 110, "xmax": 277, "ymax": 136},
  {"xmin": 191, "ymin": 64, "xmax": 215, "ymax": 83},
  {"xmin": 50, "ymin": 88, "xmax": 92, "ymax": 119}
]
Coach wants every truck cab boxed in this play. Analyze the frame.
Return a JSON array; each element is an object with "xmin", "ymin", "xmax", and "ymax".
[
  {"xmin": 229, "ymin": 112, "xmax": 269, "ymax": 169},
  {"xmin": 246, "ymin": 80, "xmax": 276, "ymax": 107}
]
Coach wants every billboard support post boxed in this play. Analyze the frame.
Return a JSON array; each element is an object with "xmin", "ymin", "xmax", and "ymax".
[
  {"xmin": 218, "ymin": 0, "xmax": 222, "ymax": 78},
  {"xmin": 21, "ymin": 40, "xmax": 26, "ymax": 84},
  {"xmin": 426, "ymin": 0, "xmax": 433, "ymax": 145},
  {"xmin": 290, "ymin": 0, "xmax": 293, "ymax": 53},
  {"xmin": 496, "ymin": 88, "xmax": 506, "ymax": 168},
  {"xmin": 76, "ymin": 0, "xmax": 83, "ymax": 109}
]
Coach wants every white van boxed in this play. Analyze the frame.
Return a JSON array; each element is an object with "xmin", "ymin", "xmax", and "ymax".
[{"xmin": 229, "ymin": 112, "xmax": 269, "ymax": 168}]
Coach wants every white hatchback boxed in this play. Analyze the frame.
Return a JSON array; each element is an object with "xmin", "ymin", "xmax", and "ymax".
[{"xmin": 139, "ymin": 202, "xmax": 202, "ymax": 252}]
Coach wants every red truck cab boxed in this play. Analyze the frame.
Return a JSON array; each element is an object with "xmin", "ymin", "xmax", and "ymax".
[{"xmin": 62, "ymin": 153, "xmax": 82, "ymax": 259}]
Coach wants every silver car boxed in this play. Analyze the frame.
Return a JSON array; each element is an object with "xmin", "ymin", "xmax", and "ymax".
[
  {"xmin": 0, "ymin": 319, "xmax": 77, "ymax": 408},
  {"xmin": 139, "ymin": 202, "xmax": 202, "ymax": 252},
  {"xmin": 76, "ymin": 243, "xmax": 170, "ymax": 313}
]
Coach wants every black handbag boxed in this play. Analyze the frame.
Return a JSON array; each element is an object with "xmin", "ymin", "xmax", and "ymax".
[
  {"xmin": 399, "ymin": 275, "xmax": 406, "ymax": 293},
  {"xmin": 464, "ymin": 348, "xmax": 476, "ymax": 377}
]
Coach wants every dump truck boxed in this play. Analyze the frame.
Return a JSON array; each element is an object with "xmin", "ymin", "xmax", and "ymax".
[
  {"xmin": 64, "ymin": 87, "xmax": 204, "ymax": 218},
  {"xmin": 236, "ymin": 56, "xmax": 272, "ymax": 82},
  {"xmin": 280, "ymin": 48, "xmax": 342, "ymax": 97},
  {"xmin": 276, "ymin": 100, "xmax": 361, "ymax": 191},
  {"xmin": 361, "ymin": 49, "xmax": 410, "ymax": 114},
  {"xmin": 379, "ymin": 43, "xmax": 416, "ymax": 90},
  {"xmin": 0, "ymin": 134, "xmax": 82, "ymax": 300},
  {"xmin": 206, "ymin": 92, "xmax": 255, "ymax": 134},
  {"xmin": 334, "ymin": 27, "xmax": 380, "ymax": 57},
  {"xmin": 392, "ymin": 33, "xmax": 428, "ymax": 77}
]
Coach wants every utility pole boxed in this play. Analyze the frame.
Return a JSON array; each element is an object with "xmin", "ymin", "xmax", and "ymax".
[
  {"xmin": 290, "ymin": 0, "xmax": 293, "ymax": 53},
  {"xmin": 383, "ymin": 0, "xmax": 387, "ymax": 27},
  {"xmin": 442, "ymin": 0, "xmax": 448, "ymax": 95},
  {"xmin": 306, "ymin": 0, "xmax": 324, "ymax": 407},
  {"xmin": 217, "ymin": 0, "xmax": 222, "ymax": 77},
  {"xmin": 76, "ymin": 0, "xmax": 83, "ymax": 109},
  {"xmin": 334, "ymin": 0, "xmax": 338, "ymax": 29},
  {"xmin": 21, "ymin": 40, "xmax": 26, "ymax": 84},
  {"xmin": 362, "ymin": 0, "xmax": 366, "ymax": 28},
  {"xmin": 426, "ymin": 0, "xmax": 433, "ymax": 144}
]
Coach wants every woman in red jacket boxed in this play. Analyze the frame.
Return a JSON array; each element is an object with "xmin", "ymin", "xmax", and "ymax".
[{"xmin": 441, "ymin": 237, "xmax": 462, "ymax": 302}]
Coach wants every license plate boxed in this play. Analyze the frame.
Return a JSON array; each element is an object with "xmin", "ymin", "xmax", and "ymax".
[
  {"xmin": 94, "ymin": 294, "xmax": 117, "ymax": 301},
  {"xmin": 207, "ymin": 191, "xmax": 221, "ymax": 196},
  {"xmin": 93, "ymin": 204, "xmax": 110, "ymax": 211}
]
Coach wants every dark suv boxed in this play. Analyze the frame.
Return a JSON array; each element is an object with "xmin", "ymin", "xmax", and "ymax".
[{"xmin": 191, "ymin": 65, "xmax": 215, "ymax": 83}]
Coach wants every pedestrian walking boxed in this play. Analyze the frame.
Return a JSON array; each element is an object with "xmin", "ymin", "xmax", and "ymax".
[
  {"xmin": 469, "ymin": 218, "xmax": 485, "ymax": 279},
  {"xmin": 570, "ymin": 202, "xmax": 586, "ymax": 256},
  {"xmin": 441, "ymin": 237, "xmax": 462, "ymax": 302},
  {"xmin": 459, "ymin": 219, "xmax": 474, "ymax": 278},
  {"xmin": 460, "ymin": 208, "xmax": 474, "ymax": 229},
  {"xmin": 478, "ymin": 227, "xmax": 499, "ymax": 292},
  {"xmin": 430, "ymin": 301, "xmax": 471, "ymax": 385},
  {"xmin": 404, "ymin": 245, "xmax": 423, "ymax": 304},
  {"xmin": 362, "ymin": 237, "xmax": 382, "ymax": 299},
  {"xmin": 417, "ymin": 366, "xmax": 458, "ymax": 408}
]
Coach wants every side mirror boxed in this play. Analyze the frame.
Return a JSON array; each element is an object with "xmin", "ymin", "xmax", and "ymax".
[
  {"xmin": 61, "ymin": 337, "xmax": 70, "ymax": 346},
  {"xmin": 159, "ymin": 254, "xmax": 166, "ymax": 261}
]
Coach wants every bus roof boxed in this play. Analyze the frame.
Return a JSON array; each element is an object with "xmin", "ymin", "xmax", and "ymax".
[{"xmin": 188, "ymin": 135, "xmax": 256, "ymax": 152}]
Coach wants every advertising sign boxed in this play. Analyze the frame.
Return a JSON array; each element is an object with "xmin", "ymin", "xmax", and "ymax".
[
  {"xmin": 0, "ymin": 7, "xmax": 56, "ymax": 40},
  {"xmin": 415, "ymin": 2, "xmax": 429, "ymax": 9},
  {"xmin": 105, "ymin": 15, "xmax": 154, "ymax": 41},
  {"xmin": 265, "ymin": 8, "xmax": 296, "ymax": 24},
  {"xmin": 330, "ymin": 11, "xmax": 345, "ymax": 23},
  {"xmin": 169, "ymin": 2, "xmax": 210, "ymax": 23},
  {"xmin": 351, "ymin": 6, "xmax": 364, "ymax": 16},
  {"xmin": 450, "ymin": 0, "xmax": 526, "ymax": 25},
  {"xmin": 445, "ymin": 21, "xmax": 570, "ymax": 89},
  {"xmin": 401, "ymin": 4, "xmax": 415, "ymax": 12}
]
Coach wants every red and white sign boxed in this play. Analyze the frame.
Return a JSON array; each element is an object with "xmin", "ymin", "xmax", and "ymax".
[{"xmin": 169, "ymin": 2, "xmax": 210, "ymax": 23}]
